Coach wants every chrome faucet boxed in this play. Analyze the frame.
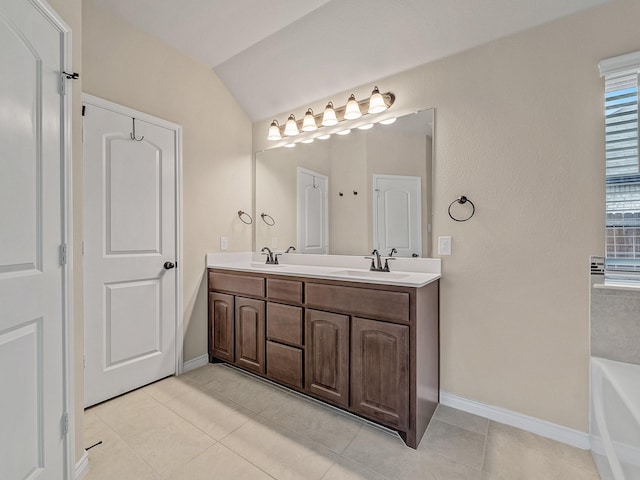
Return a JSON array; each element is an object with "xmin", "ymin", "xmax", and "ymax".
[
  {"xmin": 389, "ymin": 247, "xmax": 397, "ymax": 257},
  {"xmin": 285, "ymin": 246, "xmax": 296, "ymax": 253},
  {"xmin": 261, "ymin": 246, "xmax": 278, "ymax": 264},
  {"xmin": 365, "ymin": 249, "xmax": 394, "ymax": 272}
]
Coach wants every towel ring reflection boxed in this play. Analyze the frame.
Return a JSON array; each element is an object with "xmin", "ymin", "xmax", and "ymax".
[
  {"xmin": 260, "ymin": 213, "xmax": 276, "ymax": 226},
  {"xmin": 448, "ymin": 195, "xmax": 475, "ymax": 222},
  {"xmin": 237, "ymin": 210, "xmax": 253, "ymax": 224}
]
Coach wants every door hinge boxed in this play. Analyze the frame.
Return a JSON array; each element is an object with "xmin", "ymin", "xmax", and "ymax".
[
  {"xmin": 62, "ymin": 412, "xmax": 69, "ymax": 436},
  {"xmin": 59, "ymin": 243, "xmax": 67, "ymax": 265},
  {"xmin": 59, "ymin": 74, "xmax": 65, "ymax": 96}
]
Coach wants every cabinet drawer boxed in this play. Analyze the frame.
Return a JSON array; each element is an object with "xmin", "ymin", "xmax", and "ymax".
[
  {"xmin": 305, "ymin": 283, "xmax": 409, "ymax": 323},
  {"xmin": 267, "ymin": 278, "xmax": 302, "ymax": 303},
  {"xmin": 209, "ymin": 271, "xmax": 264, "ymax": 298},
  {"xmin": 266, "ymin": 341, "xmax": 302, "ymax": 389},
  {"xmin": 267, "ymin": 303, "xmax": 303, "ymax": 347}
]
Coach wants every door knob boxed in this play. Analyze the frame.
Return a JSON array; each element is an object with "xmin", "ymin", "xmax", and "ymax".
[{"xmin": 163, "ymin": 261, "xmax": 176, "ymax": 270}]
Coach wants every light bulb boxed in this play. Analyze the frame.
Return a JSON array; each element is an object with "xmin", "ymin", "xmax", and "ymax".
[
  {"xmin": 302, "ymin": 108, "xmax": 317, "ymax": 132},
  {"xmin": 267, "ymin": 120, "xmax": 281, "ymax": 140},
  {"xmin": 379, "ymin": 117, "xmax": 397, "ymax": 125},
  {"xmin": 336, "ymin": 129, "xmax": 351, "ymax": 135},
  {"xmin": 344, "ymin": 94, "xmax": 362, "ymax": 120},
  {"xmin": 321, "ymin": 102, "xmax": 338, "ymax": 126},
  {"xmin": 284, "ymin": 143, "xmax": 296, "ymax": 148},
  {"xmin": 357, "ymin": 123, "xmax": 374, "ymax": 130},
  {"xmin": 368, "ymin": 86, "xmax": 388, "ymax": 114},
  {"xmin": 301, "ymin": 138, "xmax": 314, "ymax": 144},
  {"xmin": 284, "ymin": 114, "xmax": 299, "ymax": 136},
  {"xmin": 317, "ymin": 134, "xmax": 331, "ymax": 140}
]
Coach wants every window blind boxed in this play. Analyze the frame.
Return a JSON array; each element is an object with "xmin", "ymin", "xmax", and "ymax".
[{"xmin": 604, "ymin": 70, "xmax": 640, "ymax": 276}]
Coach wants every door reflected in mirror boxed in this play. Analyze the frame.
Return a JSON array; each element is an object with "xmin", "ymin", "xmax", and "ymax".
[{"xmin": 255, "ymin": 108, "xmax": 434, "ymax": 257}]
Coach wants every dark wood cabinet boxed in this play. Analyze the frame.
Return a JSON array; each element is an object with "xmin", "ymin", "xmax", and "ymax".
[
  {"xmin": 305, "ymin": 309, "xmax": 350, "ymax": 408},
  {"xmin": 351, "ymin": 317, "xmax": 409, "ymax": 430},
  {"xmin": 209, "ymin": 292, "xmax": 234, "ymax": 362},
  {"xmin": 235, "ymin": 297, "xmax": 265, "ymax": 374},
  {"xmin": 208, "ymin": 267, "xmax": 439, "ymax": 449}
]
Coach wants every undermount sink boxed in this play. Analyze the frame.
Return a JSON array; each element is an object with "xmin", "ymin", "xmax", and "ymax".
[{"xmin": 330, "ymin": 270, "xmax": 409, "ymax": 280}]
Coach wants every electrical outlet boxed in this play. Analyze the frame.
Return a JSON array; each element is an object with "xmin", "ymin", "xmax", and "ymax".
[
  {"xmin": 438, "ymin": 236, "xmax": 452, "ymax": 255},
  {"xmin": 220, "ymin": 236, "xmax": 228, "ymax": 251}
]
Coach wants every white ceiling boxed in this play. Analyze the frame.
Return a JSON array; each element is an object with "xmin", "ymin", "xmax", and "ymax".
[{"xmin": 90, "ymin": 0, "xmax": 610, "ymax": 122}]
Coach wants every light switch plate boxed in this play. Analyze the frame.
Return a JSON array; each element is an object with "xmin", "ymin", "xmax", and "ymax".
[
  {"xmin": 220, "ymin": 236, "xmax": 228, "ymax": 251},
  {"xmin": 438, "ymin": 236, "xmax": 452, "ymax": 255}
]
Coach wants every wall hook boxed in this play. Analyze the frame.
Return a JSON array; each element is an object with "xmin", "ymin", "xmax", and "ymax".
[{"xmin": 130, "ymin": 117, "xmax": 144, "ymax": 141}]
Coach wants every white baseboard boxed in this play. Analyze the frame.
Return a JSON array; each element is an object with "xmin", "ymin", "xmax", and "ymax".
[
  {"xmin": 183, "ymin": 354, "xmax": 209, "ymax": 373},
  {"xmin": 74, "ymin": 450, "xmax": 89, "ymax": 479},
  {"xmin": 591, "ymin": 435, "xmax": 640, "ymax": 468},
  {"xmin": 440, "ymin": 391, "xmax": 591, "ymax": 450}
]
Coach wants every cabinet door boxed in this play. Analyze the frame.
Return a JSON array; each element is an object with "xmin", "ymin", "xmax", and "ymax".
[
  {"xmin": 351, "ymin": 317, "xmax": 409, "ymax": 430},
  {"xmin": 209, "ymin": 292, "xmax": 234, "ymax": 362},
  {"xmin": 235, "ymin": 297, "xmax": 266, "ymax": 374},
  {"xmin": 305, "ymin": 309, "xmax": 349, "ymax": 408}
]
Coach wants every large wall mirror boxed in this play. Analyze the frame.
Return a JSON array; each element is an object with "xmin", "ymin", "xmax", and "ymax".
[{"xmin": 255, "ymin": 108, "xmax": 434, "ymax": 258}]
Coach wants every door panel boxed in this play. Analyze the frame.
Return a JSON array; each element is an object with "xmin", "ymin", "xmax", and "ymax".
[
  {"xmin": 305, "ymin": 309, "xmax": 349, "ymax": 408},
  {"xmin": 235, "ymin": 297, "xmax": 265, "ymax": 374},
  {"xmin": 374, "ymin": 175, "xmax": 421, "ymax": 257},
  {"xmin": 209, "ymin": 292, "xmax": 234, "ymax": 362},
  {"xmin": 107, "ymin": 138, "xmax": 162, "ymax": 254},
  {"xmin": 0, "ymin": 0, "xmax": 66, "ymax": 477},
  {"xmin": 297, "ymin": 169, "xmax": 328, "ymax": 254},
  {"xmin": 84, "ymin": 102, "xmax": 178, "ymax": 407},
  {"xmin": 105, "ymin": 279, "xmax": 161, "ymax": 367},
  {"xmin": 351, "ymin": 317, "xmax": 409, "ymax": 430}
]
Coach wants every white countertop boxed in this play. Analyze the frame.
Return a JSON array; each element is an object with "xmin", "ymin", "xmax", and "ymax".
[{"xmin": 206, "ymin": 252, "xmax": 441, "ymax": 288}]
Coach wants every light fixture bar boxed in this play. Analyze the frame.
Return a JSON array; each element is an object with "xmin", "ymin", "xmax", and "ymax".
[{"xmin": 267, "ymin": 88, "xmax": 395, "ymax": 140}]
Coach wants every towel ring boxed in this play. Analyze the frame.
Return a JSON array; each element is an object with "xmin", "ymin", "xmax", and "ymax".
[
  {"xmin": 237, "ymin": 210, "xmax": 253, "ymax": 224},
  {"xmin": 448, "ymin": 195, "xmax": 475, "ymax": 222},
  {"xmin": 260, "ymin": 213, "xmax": 276, "ymax": 226}
]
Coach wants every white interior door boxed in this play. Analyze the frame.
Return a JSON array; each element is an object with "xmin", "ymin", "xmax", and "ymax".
[
  {"xmin": 0, "ymin": 0, "xmax": 69, "ymax": 478},
  {"xmin": 83, "ymin": 99, "xmax": 179, "ymax": 407},
  {"xmin": 373, "ymin": 175, "xmax": 422, "ymax": 257},
  {"xmin": 297, "ymin": 168, "xmax": 328, "ymax": 254}
]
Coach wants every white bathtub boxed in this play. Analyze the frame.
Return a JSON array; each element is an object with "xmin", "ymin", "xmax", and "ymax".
[{"xmin": 591, "ymin": 357, "xmax": 640, "ymax": 480}]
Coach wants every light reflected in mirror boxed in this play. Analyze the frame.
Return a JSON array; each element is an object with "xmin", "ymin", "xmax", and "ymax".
[{"xmin": 255, "ymin": 108, "xmax": 434, "ymax": 257}]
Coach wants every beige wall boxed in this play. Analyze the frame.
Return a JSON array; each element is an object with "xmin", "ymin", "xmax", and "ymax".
[{"xmin": 254, "ymin": 0, "xmax": 640, "ymax": 432}]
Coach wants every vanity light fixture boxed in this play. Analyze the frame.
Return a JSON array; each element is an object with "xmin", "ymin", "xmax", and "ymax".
[
  {"xmin": 321, "ymin": 102, "xmax": 338, "ymax": 126},
  {"xmin": 344, "ymin": 94, "xmax": 362, "ymax": 120},
  {"xmin": 302, "ymin": 108, "xmax": 318, "ymax": 132},
  {"xmin": 336, "ymin": 129, "xmax": 351, "ymax": 135},
  {"xmin": 379, "ymin": 117, "xmax": 397, "ymax": 125},
  {"xmin": 357, "ymin": 123, "xmax": 374, "ymax": 130},
  {"xmin": 267, "ymin": 120, "xmax": 282, "ymax": 140},
  {"xmin": 267, "ymin": 86, "xmax": 394, "ymax": 140},
  {"xmin": 284, "ymin": 114, "xmax": 299, "ymax": 136},
  {"xmin": 368, "ymin": 86, "xmax": 388, "ymax": 114}
]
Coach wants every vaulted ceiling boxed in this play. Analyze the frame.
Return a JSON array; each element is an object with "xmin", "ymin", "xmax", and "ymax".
[{"xmin": 89, "ymin": 0, "xmax": 611, "ymax": 122}]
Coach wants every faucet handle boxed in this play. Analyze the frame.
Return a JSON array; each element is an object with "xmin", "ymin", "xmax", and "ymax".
[
  {"xmin": 274, "ymin": 253, "xmax": 281, "ymax": 264},
  {"xmin": 383, "ymin": 257, "xmax": 396, "ymax": 272},
  {"xmin": 364, "ymin": 256, "xmax": 376, "ymax": 271}
]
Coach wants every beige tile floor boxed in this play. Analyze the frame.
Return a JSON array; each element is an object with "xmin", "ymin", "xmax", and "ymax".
[{"xmin": 84, "ymin": 364, "xmax": 600, "ymax": 480}]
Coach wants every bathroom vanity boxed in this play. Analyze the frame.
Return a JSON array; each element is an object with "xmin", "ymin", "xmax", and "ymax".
[{"xmin": 206, "ymin": 253, "xmax": 440, "ymax": 448}]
